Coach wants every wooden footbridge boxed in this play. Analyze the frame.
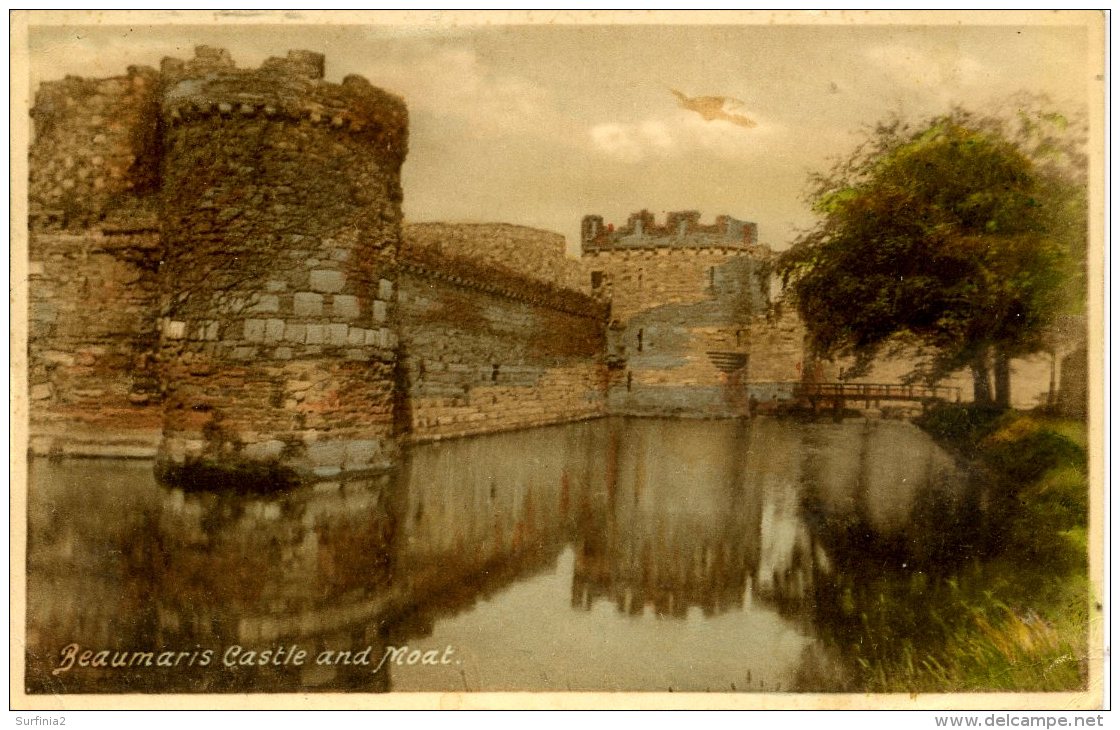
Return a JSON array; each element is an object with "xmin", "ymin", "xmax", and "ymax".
[
  {"xmin": 755, "ymin": 381, "xmax": 961, "ymax": 413},
  {"xmin": 794, "ymin": 382, "xmax": 961, "ymax": 410}
]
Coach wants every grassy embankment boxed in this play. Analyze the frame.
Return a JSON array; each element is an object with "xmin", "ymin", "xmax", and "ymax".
[{"xmin": 839, "ymin": 404, "xmax": 1091, "ymax": 692}]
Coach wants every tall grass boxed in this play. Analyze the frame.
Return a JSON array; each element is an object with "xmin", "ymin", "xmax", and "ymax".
[{"xmin": 827, "ymin": 404, "xmax": 1091, "ymax": 692}]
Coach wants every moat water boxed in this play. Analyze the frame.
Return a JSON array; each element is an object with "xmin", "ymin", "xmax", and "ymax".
[{"xmin": 25, "ymin": 417, "xmax": 981, "ymax": 693}]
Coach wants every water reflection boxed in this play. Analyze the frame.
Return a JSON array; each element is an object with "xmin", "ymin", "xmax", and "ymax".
[
  {"xmin": 26, "ymin": 417, "xmax": 972, "ymax": 693},
  {"xmin": 572, "ymin": 420, "xmax": 760, "ymax": 619}
]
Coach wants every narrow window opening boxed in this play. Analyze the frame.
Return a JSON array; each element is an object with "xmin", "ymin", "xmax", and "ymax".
[
  {"xmin": 591, "ymin": 271, "xmax": 603, "ymax": 289},
  {"xmin": 637, "ymin": 328, "xmax": 644, "ymax": 353},
  {"xmin": 491, "ymin": 364, "xmax": 500, "ymax": 382},
  {"xmin": 709, "ymin": 267, "xmax": 716, "ymax": 287},
  {"xmin": 626, "ymin": 371, "xmax": 633, "ymax": 392}
]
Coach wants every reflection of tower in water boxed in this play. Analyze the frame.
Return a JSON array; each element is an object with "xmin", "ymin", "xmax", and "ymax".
[
  {"xmin": 25, "ymin": 466, "xmax": 401, "ymax": 693},
  {"xmin": 145, "ymin": 474, "xmax": 400, "ymax": 692},
  {"xmin": 571, "ymin": 419, "xmax": 764, "ymax": 618}
]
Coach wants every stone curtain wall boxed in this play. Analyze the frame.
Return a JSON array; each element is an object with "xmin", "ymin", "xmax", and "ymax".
[
  {"xmin": 398, "ymin": 244, "xmax": 609, "ymax": 441},
  {"xmin": 155, "ymin": 48, "xmax": 409, "ymax": 482},
  {"xmin": 403, "ymin": 222, "xmax": 587, "ymax": 293},
  {"xmin": 27, "ymin": 231, "xmax": 163, "ymax": 455},
  {"xmin": 28, "ymin": 66, "xmax": 165, "ymax": 455},
  {"xmin": 581, "ymin": 212, "xmax": 777, "ymax": 417},
  {"xmin": 26, "ymin": 50, "xmax": 821, "ymax": 480},
  {"xmin": 25, "ymin": 48, "xmax": 611, "ymax": 475}
]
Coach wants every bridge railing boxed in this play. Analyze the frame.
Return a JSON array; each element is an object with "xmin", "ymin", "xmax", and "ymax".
[{"xmin": 769, "ymin": 382, "xmax": 961, "ymax": 403}]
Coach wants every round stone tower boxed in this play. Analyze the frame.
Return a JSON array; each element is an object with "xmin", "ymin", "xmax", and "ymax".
[{"xmin": 155, "ymin": 47, "xmax": 409, "ymax": 485}]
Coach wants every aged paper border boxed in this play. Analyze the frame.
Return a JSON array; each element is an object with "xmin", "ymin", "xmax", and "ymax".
[{"xmin": 8, "ymin": 8, "xmax": 1107, "ymax": 711}]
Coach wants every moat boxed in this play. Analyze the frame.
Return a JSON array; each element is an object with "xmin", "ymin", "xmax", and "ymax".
[{"xmin": 26, "ymin": 417, "xmax": 978, "ymax": 694}]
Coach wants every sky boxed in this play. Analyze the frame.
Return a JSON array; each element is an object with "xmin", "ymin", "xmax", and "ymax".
[{"xmin": 26, "ymin": 16, "xmax": 1094, "ymax": 255}]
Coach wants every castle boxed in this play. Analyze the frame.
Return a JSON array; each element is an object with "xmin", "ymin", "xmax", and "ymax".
[{"xmin": 27, "ymin": 47, "xmax": 809, "ymax": 485}]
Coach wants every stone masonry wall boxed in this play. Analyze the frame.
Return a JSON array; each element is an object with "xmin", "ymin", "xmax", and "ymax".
[
  {"xmin": 155, "ymin": 48, "xmax": 409, "ymax": 482},
  {"xmin": 29, "ymin": 65, "xmax": 161, "ymax": 229},
  {"xmin": 27, "ymin": 51, "xmax": 825, "ymax": 479},
  {"xmin": 28, "ymin": 64, "xmax": 165, "ymax": 455},
  {"xmin": 28, "ymin": 230, "xmax": 163, "ymax": 455},
  {"xmin": 404, "ymin": 222, "xmax": 587, "ymax": 293},
  {"xmin": 582, "ymin": 211, "xmax": 775, "ymax": 417},
  {"xmin": 398, "ymin": 243, "xmax": 609, "ymax": 441}
]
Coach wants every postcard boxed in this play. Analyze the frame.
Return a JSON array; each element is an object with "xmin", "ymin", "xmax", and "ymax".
[{"xmin": 10, "ymin": 9, "xmax": 1106, "ymax": 711}]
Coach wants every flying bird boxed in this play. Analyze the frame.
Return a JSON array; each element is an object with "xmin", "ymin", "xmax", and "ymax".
[{"xmin": 670, "ymin": 89, "xmax": 757, "ymax": 128}]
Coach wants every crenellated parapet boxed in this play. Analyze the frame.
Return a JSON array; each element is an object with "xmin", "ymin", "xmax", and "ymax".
[
  {"xmin": 159, "ymin": 47, "xmax": 408, "ymax": 167},
  {"xmin": 581, "ymin": 210, "xmax": 759, "ymax": 253}
]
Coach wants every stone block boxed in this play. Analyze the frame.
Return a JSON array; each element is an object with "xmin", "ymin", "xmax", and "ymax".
[
  {"xmin": 265, "ymin": 280, "xmax": 288, "ymax": 292},
  {"xmin": 327, "ymin": 323, "xmax": 349, "ymax": 345},
  {"xmin": 293, "ymin": 292, "xmax": 324, "ymax": 316},
  {"xmin": 243, "ymin": 319, "xmax": 266, "ymax": 342},
  {"xmin": 305, "ymin": 324, "xmax": 325, "ymax": 344},
  {"xmin": 41, "ymin": 351, "xmax": 75, "ymax": 366},
  {"xmin": 243, "ymin": 439, "xmax": 284, "ymax": 461},
  {"xmin": 231, "ymin": 346, "xmax": 256, "ymax": 360},
  {"xmin": 378, "ymin": 278, "xmax": 394, "ymax": 300},
  {"xmin": 265, "ymin": 318, "xmax": 285, "ymax": 342},
  {"xmin": 284, "ymin": 323, "xmax": 306, "ymax": 343},
  {"xmin": 347, "ymin": 327, "xmax": 366, "ymax": 346},
  {"xmin": 30, "ymin": 384, "xmax": 52, "ymax": 400},
  {"xmin": 306, "ymin": 441, "xmax": 347, "ymax": 468},
  {"xmin": 344, "ymin": 440, "xmax": 381, "ymax": 469},
  {"xmin": 273, "ymin": 347, "xmax": 293, "ymax": 360},
  {"xmin": 249, "ymin": 294, "xmax": 280, "ymax": 313},
  {"xmin": 30, "ymin": 301, "xmax": 57, "ymax": 323},
  {"xmin": 332, "ymin": 295, "xmax": 360, "ymax": 319},
  {"xmin": 309, "ymin": 269, "xmax": 345, "ymax": 293},
  {"xmin": 373, "ymin": 299, "xmax": 388, "ymax": 322},
  {"xmin": 164, "ymin": 320, "xmax": 186, "ymax": 339}
]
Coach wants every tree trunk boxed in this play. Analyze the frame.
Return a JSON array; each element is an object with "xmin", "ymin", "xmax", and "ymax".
[
  {"xmin": 971, "ymin": 350, "xmax": 993, "ymax": 405},
  {"xmin": 1047, "ymin": 347, "xmax": 1058, "ymax": 411},
  {"xmin": 993, "ymin": 347, "xmax": 1012, "ymax": 409}
]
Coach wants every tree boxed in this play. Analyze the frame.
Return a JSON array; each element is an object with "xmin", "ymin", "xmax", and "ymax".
[{"xmin": 777, "ymin": 104, "xmax": 1087, "ymax": 408}]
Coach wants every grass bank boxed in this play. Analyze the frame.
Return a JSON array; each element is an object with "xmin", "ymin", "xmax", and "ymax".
[{"xmin": 813, "ymin": 404, "xmax": 1090, "ymax": 692}]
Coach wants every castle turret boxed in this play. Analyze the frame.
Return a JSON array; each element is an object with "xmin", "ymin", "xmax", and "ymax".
[
  {"xmin": 155, "ymin": 47, "xmax": 409, "ymax": 484},
  {"xmin": 580, "ymin": 210, "xmax": 771, "ymax": 418}
]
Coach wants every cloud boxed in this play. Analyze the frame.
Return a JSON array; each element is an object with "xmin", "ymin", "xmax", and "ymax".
[
  {"xmin": 358, "ymin": 44, "xmax": 554, "ymax": 137},
  {"xmin": 590, "ymin": 120, "xmax": 675, "ymax": 163},
  {"xmin": 863, "ymin": 43, "xmax": 993, "ymax": 96},
  {"xmin": 590, "ymin": 110, "xmax": 780, "ymax": 163}
]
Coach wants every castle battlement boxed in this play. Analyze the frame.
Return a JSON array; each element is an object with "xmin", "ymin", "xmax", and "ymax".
[
  {"xmin": 159, "ymin": 47, "xmax": 408, "ymax": 164},
  {"xmin": 27, "ymin": 51, "xmax": 811, "ymax": 483},
  {"xmin": 581, "ymin": 210, "xmax": 759, "ymax": 253}
]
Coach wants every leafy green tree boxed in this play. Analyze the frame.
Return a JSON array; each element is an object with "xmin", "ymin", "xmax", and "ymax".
[{"xmin": 777, "ymin": 104, "xmax": 1087, "ymax": 407}]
